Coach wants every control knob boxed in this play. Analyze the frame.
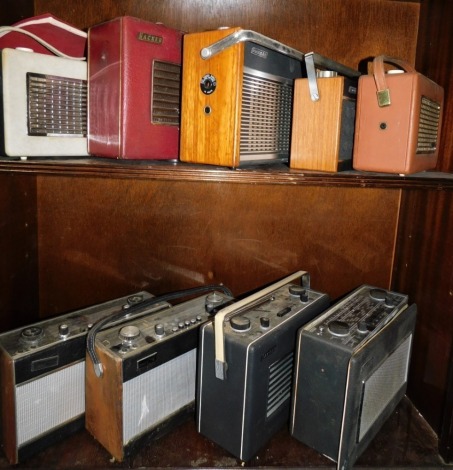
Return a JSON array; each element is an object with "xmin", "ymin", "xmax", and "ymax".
[
  {"xmin": 328, "ymin": 320, "xmax": 351, "ymax": 337},
  {"xmin": 230, "ymin": 316, "xmax": 251, "ymax": 332},
  {"xmin": 59, "ymin": 324, "xmax": 69, "ymax": 338},
  {"xmin": 119, "ymin": 325, "xmax": 140, "ymax": 343}
]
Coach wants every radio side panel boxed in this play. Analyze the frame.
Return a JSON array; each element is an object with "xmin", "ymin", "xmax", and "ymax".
[
  {"xmin": 0, "ymin": 349, "xmax": 17, "ymax": 463},
  {"xmin": 290, "ymin": 332, "xmax": 350, "ymax": 460},
  {"xmin": 197, "ymin": 323, "xmax": 248, "ymax": 457},
  {"xmin": 180, "ymin": 27, "xmax": 244, "ymax": 167},
  {"xmin": 85, "ymin": 348, "xmax": 124, "ymax": 461}
]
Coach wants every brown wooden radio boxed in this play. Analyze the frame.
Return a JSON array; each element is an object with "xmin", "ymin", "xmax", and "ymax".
[
  {"xmin": 290, "ymin": 53, "xmax": 360, "ymax": 172},
  {"xmin": 180, "ymin": 28, "xmax": 304, "ymax": 168}
]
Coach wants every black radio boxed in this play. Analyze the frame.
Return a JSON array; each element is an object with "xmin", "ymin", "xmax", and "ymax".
[
  {"xmin": 290, "ymin": 285, "xmax": 417, "ymax": 470},
  {"xmin": 0, "ymin": 291, "xmax": 169, "ymax": 464},
  {"xmin": 85, "ymin": 288, "xmax": 233, "ymax": 462},
  {"xmin": 197, "ymin": 271, "xmax": 330, "ymax": 461}
]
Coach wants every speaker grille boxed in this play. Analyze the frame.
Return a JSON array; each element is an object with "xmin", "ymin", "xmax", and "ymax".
[
  {"xmin": 27, "ymin": 73, "xmax": 87, "ymax": 137},
  {"xmin": 416, "ymin": 96, "xmax": 441, "ymax": 154},
  {"xmin": 15, "ymin": 361, "xmax": 85, "ymax": 446},
  {"xmin": 266, "ymin": 352, "xmax": 294, "ymax": 418},
  {"xmin": 358, "ymin": 334, "xmax": 412, "ymax": 441},
  {"xmin": 122, "ymin": 348, "xmax": 196, "ymax": 444},
  {"xmin": 240, "ymin": 71, "xmax": 293, "ymax": 158},
  {"xmin": 151, "ymin": 60, "xmax": 181, "ymax": 126}
]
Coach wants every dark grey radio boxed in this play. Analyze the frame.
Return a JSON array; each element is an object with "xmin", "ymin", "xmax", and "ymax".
[
  {"xmin": 0, "ymin": 291, "xmax": 168, "ymax": 464},
  {"xmin": 197, "ymin": 271, "xmax": 330, "ymax": 461},
  {"xmin": 290, "ymin": 285, "xmax": 417, "ymax": 470},
  {"xmin": 85, "ymin": 288, "xmax": 233, "ymax": 462}
]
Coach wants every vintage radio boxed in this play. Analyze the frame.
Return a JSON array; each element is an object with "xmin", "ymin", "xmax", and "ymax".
[
  {"xmin": 290, "ymin": 52, "xmax": 360, "ymax": 172},
  {"xmin": 353, "ymin": 55, "xmax": 444, "ymax": 175},
  {"xmin": 197, "ymin": 271, "xmax": 330, "ymax": 461},
  {"xmin": 290, "ymin": 285, "xmax": 417, "ymax": 470},
  {"xmin": 0, "ymin": 47, "xmax": 88, "ymax": 158},
  {"xmin": 88, "ymin": 16, "xmax": 183, "ymax": 160},
  {"xmin": 180, "ymin": 28, "xmax": 304, "ymax": 167},
  {"xmin": 0, "ymin": 291, "xmax": 169, "ymax": 464},
  {"xmin": 85, "ymin": 288, "xmax": 234, "ymax": 461}
]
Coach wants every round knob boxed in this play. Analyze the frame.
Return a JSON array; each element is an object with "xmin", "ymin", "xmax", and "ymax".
[
  {"xmin": 369, "ymin": 288, "xmax": 387, "ymax": 301},
  {"xmin": 119, "ymin": 325, "xmax": 140, "ymax": 342},
  {"xmin": 20, "ymin": 326, "xmax": 44, "ymax": 343},
  {"xmin": 127, "ymin": 294, "xmax": 144, "ymax": 305},
  {"xmin": 384, "ymin": 295, "xmax": 395, "ymax": 308},
  {"xmin": 289, "ymin": 285, "xmax": 305, "ymax": 296},
  {"xmin": 328, "ymin": 320, "xmax": 351, "ymax": 336},
  {"xmin": 59, "ymin": 324, "xmax": 69, "ymax": 337},
  {"xmin": 205, "ymin": 292, "xmax": 225, "ymax": 314},
  {"xmin": 230, "ymin": 316, "xmax": 251, "ymax": 332},
  {"xmin": 260, "ymin": 317, "xmax": 270, "ymax": 328},
  {"xmin": 357, "ymin": 320, "xmax": 370, "ymax": 334},
  {"xmin": 154, "ymin": 324, "xmax": 165, "ymax": 336}
]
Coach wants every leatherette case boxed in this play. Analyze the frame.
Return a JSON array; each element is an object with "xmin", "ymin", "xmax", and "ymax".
[{"xmin": 88, "ymin": 16, "xmax": 183, "ymax": 159}]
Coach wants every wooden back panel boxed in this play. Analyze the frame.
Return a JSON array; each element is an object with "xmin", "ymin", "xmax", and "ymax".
[{"xmin": 291, "ymin": 76, "xmax": 346, "ymax": 172}]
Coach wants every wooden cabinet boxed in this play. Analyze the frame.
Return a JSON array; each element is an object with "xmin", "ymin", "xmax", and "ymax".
[{"xmin": 0, "ymin": 0, "xmax": 452, "ymax": 465}]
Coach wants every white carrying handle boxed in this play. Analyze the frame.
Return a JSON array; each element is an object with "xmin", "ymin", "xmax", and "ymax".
[{"xmin": 214, "ymin": 270, "xmax": 308, "ymax": 380}]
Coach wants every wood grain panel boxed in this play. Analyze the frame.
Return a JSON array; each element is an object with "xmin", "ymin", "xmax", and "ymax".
[
  {"xmin": 393, "ymin": 189, "xmax": 453, "ymax": 434},
  {"xmin": 0, "ymin": 174, "xmax": 39, "ymax": 332},
  {"xmin": 34, "ymin": 0, "xmax": 419, "ymax": 68},
  {"xmin": 37, "ymin": 175, "xmax": 400, "ymax": 316}
]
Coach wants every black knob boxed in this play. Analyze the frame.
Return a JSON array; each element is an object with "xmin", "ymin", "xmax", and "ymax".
[
  {"xmin": 328, "ymin": 320, "xmax": 351, "ymax": 336},
  {"xmin": 369, "ymin": 288, "xmax": 387, "ymax": 301},
  {"xmin": 230, "ymin": 316, "xmax": 251, "ymax": 332},
  {"xmin": 260, "ymin": 317, "xmax": 270, "ymax": 328}
]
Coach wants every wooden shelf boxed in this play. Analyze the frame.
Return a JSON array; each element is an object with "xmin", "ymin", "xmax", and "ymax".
[{"xmin": 0, "ymin": 158, "xmax": 452, "ymax": 190}]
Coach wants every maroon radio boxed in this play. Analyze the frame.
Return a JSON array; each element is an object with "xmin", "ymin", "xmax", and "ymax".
[{"xmin": 88, "ymin": 16, "xmax": 183, "ymax": 160}]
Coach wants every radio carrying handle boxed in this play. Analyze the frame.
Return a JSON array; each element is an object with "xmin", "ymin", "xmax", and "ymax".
[
  {"xmin": 200, "ymin": 29, "xmax": 304, "ymax": 61},
  {"xmin": 305, "ymin": 51, "xmax": 361, "ymax": 102},
  {"xmin": 372, "ymin": 55, "xmax": 416, "ymax": 107},
  {"xmin": 214, "ymin": 270, "xmax": 310, "ymax": 380}
]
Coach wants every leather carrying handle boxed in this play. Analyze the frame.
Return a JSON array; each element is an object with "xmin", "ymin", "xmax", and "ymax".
[{"xmin": 372, "ymin": 55, "xmax": 416, "ymax": 107}]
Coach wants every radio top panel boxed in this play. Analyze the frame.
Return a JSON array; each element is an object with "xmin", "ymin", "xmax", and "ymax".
[
  {"xmin": 0, "ymin": 292, "xmax": 166, "ymax": 358},
  {"xmin": 95, "ymin": 291, "xmax": 233, "ymax": 360},
  {"xmin": 302, "ymin": 285, "xmax": 409, "ymax": 350}
]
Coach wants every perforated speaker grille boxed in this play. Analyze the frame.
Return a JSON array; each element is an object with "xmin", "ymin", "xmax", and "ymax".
[
  {"xmin": 151, "ymin": 60, "xmax": 181, "ymax": 126},
  {"xmin": 416, "ymin": 96, "xmax": 441, "ymax": 154},
  {"xmin": 240, "ymin": 71, "xmax": 293, "ymax": 157},
  {"xmin": 122, "ymin": 348, "xmax": 196, "ymax": 444},
  {"xmin": 358, "ymin": 335, "xmax": 412, "ymax": 441},
  {"xmin": 27, "ymin": 73, "xmax": 87, "ymax": 136},
  {"xmin": 266, "ymin": 352, "xmax": 294, "ymax": 418},
  {"xmin": 15, "ymin": 361, "xmax": 85, "ymax": 446}
]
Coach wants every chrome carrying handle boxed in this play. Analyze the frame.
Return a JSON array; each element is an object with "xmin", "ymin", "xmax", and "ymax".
[
  {"xmin": 200, "ymin": 29, "xmax": 304, "ymax": 61},
  {"xmin": 305, "ymin": 51, "xmax": 361, "ymax": 102},
  {"xmin": 214, "ymin": 270, "xmax": 310, "ymax": 381}
]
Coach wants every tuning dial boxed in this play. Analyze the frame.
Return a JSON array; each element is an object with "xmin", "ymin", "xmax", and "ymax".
[
  {"xmin": 369, "ymin": 288, "xmax": 387, "ymax": 301},
  {"xmin": 328, "ymin": 320, "xmax": 351, "ymax": 337},
  {"xmin": 20, "ymin": 326, "xmax": 44, "ymax": 344},
  {"xmin": 119, "ymin": 325, "xmax": 140, "ymax": 343},
  {"xmin": 230, "ymin": 316, "xmax": 251, "ymax": 332},
  {"xmin": 205, "ymin": 292, "xmax": 225, "ymax": 314},
  {"xmin": 288, "ymin": 285, "xmax": 309, "ymax": 302}
]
